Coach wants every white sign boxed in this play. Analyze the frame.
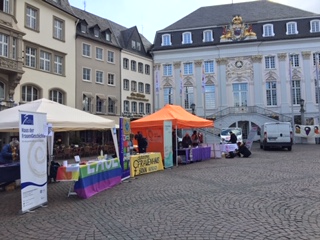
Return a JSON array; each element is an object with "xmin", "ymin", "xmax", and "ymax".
[
  {"xmin": 19, "ymin": 111, "xmax": 47, "ymax": 213},
  {"xmin": 245, "ymin": 127, "xmax": 257, "ymax": 150}
]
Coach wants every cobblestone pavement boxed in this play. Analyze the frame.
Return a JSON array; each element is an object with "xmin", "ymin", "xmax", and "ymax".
[{"xmin": 1, "ymin": 143, "xmax": 320, "ymax": 240}]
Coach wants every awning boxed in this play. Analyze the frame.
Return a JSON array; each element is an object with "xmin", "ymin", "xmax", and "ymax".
[
  {"xmin": 108, "ymin": 96, "xmax": 118, "ymax": 102},
  {"xmin": 83, "ymin": 92, "xmax": 93, "ymax": 98},
  {"xmin": 96, "ymin": 94, "xmax": 107, "ymax": 100}
]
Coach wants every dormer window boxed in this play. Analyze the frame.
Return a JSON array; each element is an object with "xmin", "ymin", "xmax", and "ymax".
[
  {"xmin": 137, "ymin": 42, "xmax": 141, "ymax": 51},
  {"xmin": 106, "ymin": 32, "xmax": 111, "ymax": 41},
  {"xmin": 94, "ymin": 28, "xmax": 100, "ymax": 37},
  {"xmin": 132, "ymin": 40, "xmax": 136, "ymax": 49},
  {"xmin": 161, "ymin": 34, "xmax": 171, "ymax": 46},
  {"xmin": 203, "ymin": 30, "xmax": 213, "ymax": 42},
  {"xmin": 182, "ymin": 32, "xmax": 192, "ymax": 44},
  {"xmin": 310, "ymin": 20, "xmax": 320, "ymax": 33},
  {"xmin": 286, "ymin": 22, "xmax": 298, "ymax": 35},
  {"xmin": 263, "ymin": 24, "xmax": 275, "ymax": 37},
  {"xmin": 81, "ymin": 23, "xmax": 87, "ymax": 33}
]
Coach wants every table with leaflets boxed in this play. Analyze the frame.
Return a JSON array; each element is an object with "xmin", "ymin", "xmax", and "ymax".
[{"xmin": 56, "ymin": 158, "xmax": 122, "ymax": 198}]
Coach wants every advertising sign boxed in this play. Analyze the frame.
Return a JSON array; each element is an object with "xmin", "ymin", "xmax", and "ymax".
[
  {"xmin": 163, "ymin": 121, "xmax": 173, "ymax": 168},
  {"xmin": 119, "ymin": 117, "xmax": 131, "ymax": 180},
  {"xmin": 19, "ymin": 111, "xmax": 47, "ymax": 213}
]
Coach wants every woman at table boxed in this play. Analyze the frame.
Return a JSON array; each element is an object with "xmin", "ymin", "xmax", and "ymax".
[
  {"xmin": 191, "ymin": 130, "xmax": 199, "ymax": 147},
  {"xmin": 182, "ymin": 133, "xmax": 192, "ymax": 148},
  {"xmin": 0, "ymin": 140, "xmax": 19, "ymax": 164}
]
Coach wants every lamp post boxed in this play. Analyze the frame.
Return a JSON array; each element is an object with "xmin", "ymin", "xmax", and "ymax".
[
  {"xmin": 300, "ymin": 98, "xmax": 305, "ymax": 125},
  {"xmin": 190, "ymin": 103, "xmax": 196, "ymax": 115}
]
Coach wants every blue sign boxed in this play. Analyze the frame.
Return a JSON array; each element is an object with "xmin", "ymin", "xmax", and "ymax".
[{"xmin": 21, "ymin": 114, "xmax": 34, "ymax": 125}]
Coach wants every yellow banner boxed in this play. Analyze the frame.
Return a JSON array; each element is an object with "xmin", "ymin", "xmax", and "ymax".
[{"xmin": 130, "ymin": 152, "xmax": 163, "ymax": 177}]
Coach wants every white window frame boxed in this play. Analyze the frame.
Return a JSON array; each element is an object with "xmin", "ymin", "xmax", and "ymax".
[
  {"xmin": 262, "ymin": 24, "xmax": 275, "ymax": 37},
  {"xmin": 82, "ymin": 43, "xmax": 91, "ymax": 57},
  {"xmin": 131, "ymin": 60, "xmax": 136, "ymax": 71},
  {"xmin": 124, "ymin": 100, "xmax": 130, "ymax": 112},
  {"xmin": 107, "ymin": 51, "xmax": 114, "ymax": 63},
  {"xmin": 286, "ymin": 22, "xmax": 298, "ymax": 35},
  {"xmin": 184, "ymin": 86, "xmax": 194, "ymax": 109},
  {"xmin": 145, "ymin": 64, "xmax": 150, "ymax": 75},
  {"xmin": 131, "ymin": 101, "xmax": 137, "ymax": 113},
  {"xmin": 266, "ymin": 81, "xmax": 277, "ymax": 106},
  {"xmin": 96, "ymin": 47, "xmax": 103, "ymax": 61},
  {"xmin": 163, "ymin": 64, "xmax": 172, "ymax": 76},
  {"xmin": 94, "ymin": 28, "xmax": 100, "ymax": 38},
  {"xmin": 123, "ymin": 58, "xmax": 129, "ymax": 69},
  {"xmin": 138, "ymin": 82, "xmax": 144, "ymax": 93},
  {"xmin": 146, "ymin": 103, "xmax": 151, "ymax": 114},
  {"xmin": 22, "ymin": 85, "xmax": 39, "ymax": 102},
  {"xmin": 205, "ymin": 85, "xmax": 215, "ymax": 109},
  {"xmin": 96, "ymin": 70, "xmax": 104, "ymax": 84},
  {"xmin": 138, "ymin": 62, "xmax": 143, "ymax": 73},
  {"xmin": 139, "ymin": 102, "xmax": 144, "ymax": 114},
  {"xmin": 204, "ymin": 60, "xmax": 214, "ymax": 73},
  {"xmin": 161, "ymin": 34, "xmax": 171, "ymax": 46},
  {"xmin": 53, "ymin": 17, "xmax": 64, "ymax": 40},
  {"xmin": 26, "ymin": 4, "xmax": 38, "ymax": 31},
  {"xmin": 145, "ymin": 84, "xmax": 150, "ymax": 94},
  {"xmin": 203, "ymin": 30, "xmax": 213, "ymax": 42},
  {"xmin": 25, "ymin": 46, "xmax": 36, "ymax": 68},
  {"xmin": 132, "ymin": 40, "xmax": 136, "ymax": 49},
  {"xmin": 131, "ymin": 81, "xmax": 137, "ymax": 92},
  {"xmin": 123, "ymin": 79, "xmax": 129, "ymax": 90},
  {"xmin": 265, "ymin": 56, "xmax": 275, "ymax": 69},
  {"xmin": 0, "ymin": 33, "xmax": 8, "ymax": 57},
  {"xmin": 40, "ymin": 50, "xmax": 51, "ymax": 72},
  {"xmin": 290, "ymin": 54, "xmax": 300, "ymax": 67},
  {"xmin": 50, "ymin": 89, "xmax": 64, "ymax": 104},
  {"xmin": 183, "ymin": 62, "xmax": 193, "ymax": 75},
  {"xmin": 182, "ymin": 32, "xmax": 193, "ymax": 44},
  {"xmin": 310, "ymin": 20, "xmax": 320, "ymax": 33},
  {"xmin": 292, "ymin": 80, "xmax": 301, "ymax": 105},
  {"xmin": 164, "ymin": 87, "xmax": 173, "ymax": 105},
  {"xmin": 82, "ymin": 67, "xmax": 91, "ymax": 81},
  {"xmin": 54, "ymin": 55, "xmax": 63, "ymax": 75},
  {"xmin": 105, "ymin": 32, "xmax": 111, "ymax": 41}
]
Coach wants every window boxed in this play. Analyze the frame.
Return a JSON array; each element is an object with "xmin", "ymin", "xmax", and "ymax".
[
  {"xmin": 138, "ymin": 62, "xmax": 143, "ymax": 73},
  {"xmin": 131, "ymin": 60, "xmax": 136, "ymax": 71},
  {"xmin": 107, "ymin": 51, "xmax": 114, "ymax": 63},
  {"xmin": 265, "ymin": 56, "xmax": 275, "ymax": 69},
  {"xmin": 233, "ymin": 83, "xmax": 247, "ymax": 107},
  {"xmin": 82, "ymin": 94, "xmax": 92, "ymax": 112},
  {"xmin": 163, "ymin": 64, "xmax": 172, "ymax": 76},
  {"xmin": 139, "ymin": 103, "xmax": 144, "ymax": 114},
  {"xmin": 315, "ymin": 80, "xmax": 320, "ymax": 104},
  {"xmin": 26, "ymin": 4, "xmax": 38, "ymax": 31},
  {"xmin": 82, "ymin": 43, "xmax": 91, "ymax": 57},
  {"xmin": 96, "ymin": 96, "xmax": 104, "ymax": 113},
  {"xmin": 263, "ymin": 24, "xmax": 275, "ymax": 37},
  {"xmin": 145, "ymin": 64, "xmax": 150, "ymax": 75},
  {"xmin": 0, "ymin": 82, "xmax": 4, "ymax": 99},
  {"xmin": 96, "ymin": 47, "xmax": 103, "ymax": 60},
  {"xmin": 204, "ymin": 61, "xmax": 214, "ymax": 73},
  {"xmin": 108, "ymin": 97, "xmax": 116, "ymax": 113},
  {"xmin": 40, "ymin": 50, "xmax": 51, "ymax": 72},
  {"xmin": 50, "ymin": 89, "xmax": 64, "ymax": 104},
  {"xmin": 286, "ymin": 22, "xmax": 298, "ymax": 35},
  {"xmin": 105, "ymin": 32, "xmax": 111, "ymax": 41},
  {"xmin": 184, "ymin": 86, "xmax": 194, "ymax": 109},
  {"xmin": 53, "ymin": 17, "xmax": 64, "ymax": 40},
  {"xmin": 182, "ymin": 32, "xmax": 192, "ymax": 44},
  {"xmin": 138, "ymin": 82, "xmax": 144, "ymax": 93},
  {"xmin": 164, "ymin": 87, "xmax": 173, "ymax": 105},
  {"xmin": 12, "ymin": 38, "xmax": 16, "ymax": 59},
  {"xmin": 184, "ymin": 62, "xmax": 193, "ymax": 75},
  {"xmin": 0, "ymin": 33, "xmax": 8, "ymax": 57},
  {"xmin": 205, "ymin": 85, "xmax": 215, "ymax": 109},
  {"xmin": 123, "ymin": 79, "xmax": 129, "ymax": 90},
  {"xmin": 25, "ymin": 46, "xmax": 36, "ymax": 68},
  {"xmin": 132, "ymin": 40, "xmax": 136, "ymax": 49},
  {"xmin": 123, "ymin": 58, "xmax": 129, "ymax": 69},
  {"xmin": 124, "ymin": 100, "xmax": 130, "ymax": 112},
  {"xmin": 81, "ymin": 23, "xmax": 87, "ymax": 33},
  {"xmin": 266, "ymin": 81, "xmax": 277, "ymax": 106},
  {"xmin": 146, "ymin": 103, "xmax": 151, "ymax": 114},
  {"xmin": 107, "ymin": 73, "xmax": 115, "ymax": 85},
  {"xmin": 310, "ymin": 20, "xmax": 320, "ymax": 33},
  {"xmin": 161, "ymin": 34, "xmax": 171, "ymax": 46},
  {"xmin": 292, "ymin": 80, "xmax": 301, "ymax": 105},
  {"xmin": 54, "ymin": 55, "xmax": 63, "ymax": 75},
  {"xmin": 137, "ymin": 42, "xmax": 141, "ymax": 51},
  {"xmin": 82, "ymin": 68, "xmax": 91, "ymax": 81},
  {"xmin": 131, "ymin": 101, "xmax": 137, "ymax": 113},
  {"xmin": 94, "ymin": 28, "xmax": 99, "ymax": 37},
  {"xmin": 203, "ymin": 30, "xmax": 213, "ymax": 42},
  {"xmin": 131, "ymin": 81, "xmax": 137, "ymax": 92},
  {"xmin": 290, "ymin": 54, "xmax": 300, "ymax": 67},
  {"xmin": 1, "ymin": 0, "xmax": 12, "ymax": 14},
  {"xmin": 96, "ymin": 70, "xmax": 104, "ymax": 84},
  {"xmin": 313, "ymin": 52, "xmax": 320, "ymax": 66},
  {"xmin": 22, "ymin": 85, "xmax": 39, "ymax": 102},
  {"xmin": 145, "ymin": 84, "xmax": 150, "ymax": 94}
]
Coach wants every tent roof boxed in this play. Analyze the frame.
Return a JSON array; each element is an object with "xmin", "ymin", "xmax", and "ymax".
[
  {"xmin": 131, "ymin": 104, "xmax": 213, "ymax": 129},
  {"xmin": 0, "ymin": 98, "xmax": 115, "ymax": 132}
]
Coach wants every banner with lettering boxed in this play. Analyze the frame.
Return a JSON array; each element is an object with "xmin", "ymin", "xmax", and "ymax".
[
  {"xmin": 130, "ymin": 152, "xmax": 163, "ymax": 177},
  {"xmin": 19, "ymin": 111, "xmax": 47, "ymax": 214}
]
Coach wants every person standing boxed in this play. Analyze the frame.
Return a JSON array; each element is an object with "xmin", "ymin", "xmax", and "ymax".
[
  {"xmin": 0, "ymin": 140, "xmax": 19, "ymax": 164},
  {"xmin": 229, "ymin": 131, "xmax": 237, "ymax": 144},
  {"xmin": 135, "ymin": 132, "xmax": 148, "ymax": 153},
  {"xmin": 191, "ymin": 130, "xmax": 199, "ymax": 147}
]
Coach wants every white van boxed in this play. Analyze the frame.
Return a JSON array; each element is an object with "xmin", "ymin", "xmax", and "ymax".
[
  {"xmin": 220, "ymin": 128, "xmax": 243, "ymax": 143},
  {"xmin": 260, "ymin": 122, "xmax": 293, "ymax": 151}
]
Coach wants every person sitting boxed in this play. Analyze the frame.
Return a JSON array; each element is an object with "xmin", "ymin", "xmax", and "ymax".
[
  {"xmin": 229, "ymin": 131, "xmax": 237, "ymax": 144},
  {"xmin": 236, "ymin": 142, "xmax": 251, "ymax": 158},
  {"xmin": 0, "ymin": 140, "xmax": 20, "ymax": 164},
  {"xmin": 182, "ymin": 133, "xmax": 192, "ymax": 148}
]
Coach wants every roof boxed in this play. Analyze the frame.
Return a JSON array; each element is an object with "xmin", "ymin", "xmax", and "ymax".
[
  {"xmin": 161, "ymin": 1, "xmax": 318, "ymax": 32},
  {"xmin": 44, "ymin": 0, "xmax": 77, "ymax": 17}
]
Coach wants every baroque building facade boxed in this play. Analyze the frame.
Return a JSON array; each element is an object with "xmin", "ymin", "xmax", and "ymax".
[{"xmin": 151, "ymin": 1, "xmax": 320, "ymax": 140}]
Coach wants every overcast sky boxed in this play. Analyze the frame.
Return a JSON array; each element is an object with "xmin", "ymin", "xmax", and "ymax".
[{"xmin": 68, "ymin": 0, "xmax": 320, "ymax": 42}]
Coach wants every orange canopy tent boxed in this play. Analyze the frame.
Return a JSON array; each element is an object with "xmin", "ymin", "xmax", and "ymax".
[{"xmin": 131, "ymin": 104, "xmax": 214, "ymax": 129}]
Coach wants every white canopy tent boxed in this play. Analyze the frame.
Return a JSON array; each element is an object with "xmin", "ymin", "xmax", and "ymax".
[{"xmin": 0, "ymin": 98, "xmax": 116, "ymax": 132}]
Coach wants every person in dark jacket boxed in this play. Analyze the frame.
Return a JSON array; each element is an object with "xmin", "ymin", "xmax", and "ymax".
[
  {"xmin": 236, "ymin": 142, "xmax": 251, "ymax": 157},
  {"xmin": 135, "ymin": 132, "xmax": 147, "ymax": 153},
  {"xmin": 0, "ymin": 140, "xmax": 19, "ymax": 164},
  {"xmin": 182, "ymin": 133, "xmax": 192, "ymax": 148},
  {"xmin": 229, "ymin": 131, "xmax": 237, "ymax": 144}
]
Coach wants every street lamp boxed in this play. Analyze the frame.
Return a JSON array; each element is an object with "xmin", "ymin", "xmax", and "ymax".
[
  {"xmin": 300, "ymin": 98, "xmax": 305, "ymax": 125},
  {"xmin": 190, "ymin": 103, "xmax": 196, "ymax": 115}
]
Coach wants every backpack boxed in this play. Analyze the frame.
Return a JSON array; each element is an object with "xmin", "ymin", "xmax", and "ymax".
[{"xmin": 49, "ymin": 160, "xmax": 61, "ymax": 182}]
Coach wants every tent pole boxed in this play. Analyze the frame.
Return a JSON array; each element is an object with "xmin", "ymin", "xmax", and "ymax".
[{"xmin": 176, "ymin": 125, "xmax": 178, "ymax": 167}]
